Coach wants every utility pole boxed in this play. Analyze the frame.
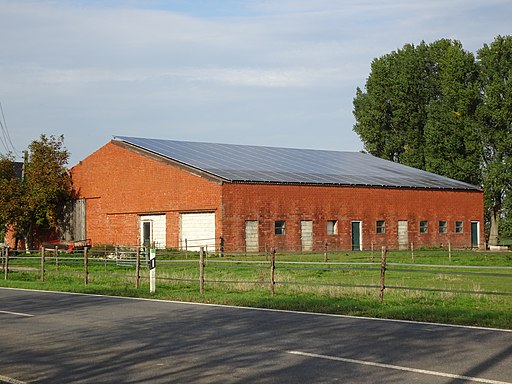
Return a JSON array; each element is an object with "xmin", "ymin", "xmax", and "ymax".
[{"xmin": 21, "ymin": 150, "xmax": 28, "ymax": 182}]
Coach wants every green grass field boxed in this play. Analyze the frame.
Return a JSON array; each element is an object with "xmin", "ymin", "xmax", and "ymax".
[{"xmin": 1, "ymin": 248, "xmax": 511, "ymax": 329}]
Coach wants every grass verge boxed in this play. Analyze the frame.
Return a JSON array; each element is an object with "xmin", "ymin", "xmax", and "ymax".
[
  {"xmin": 1, "ymin": 273, "xmax": 510, "ymax": 330},
  {"xmin": 1, "ymin": 248, "xmax": 510, "ymax": 329}
]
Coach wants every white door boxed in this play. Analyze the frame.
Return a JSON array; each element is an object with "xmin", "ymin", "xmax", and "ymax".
[
  {"xmin": 140, "ymin": 215, "xmax": 166, "ymax": 249},
  {"xmin": 398, "ymin": 220, "xmax": 408, "ymax": 250},
  {"xmin": 180, "ymin": 212, "xmax": 216, "ymax": 251},
  {"xmin": 301, "ymin": 220, "xmax": 313, "ymax": 252},
  {"xmin": 245, "ymin": 221, "xmax": 259, "ymax": 252}
]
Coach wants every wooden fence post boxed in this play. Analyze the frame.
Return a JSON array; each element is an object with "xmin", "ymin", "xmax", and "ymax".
[
  {"xmin": 55, "ymin": 246, "xmax": 59, "ymax": 271},
  {"xmin": 411, "ymin": 242, "xmax": 415, "ymax": 262},
  {"xmin": 84, "ymin": 247, "xmax": 89, "ymax": 285},
  {"xmin": 371, "ymin": 241, "xmax": 374, "ymax": 262},
  {"xmin": 270, "ymin": 248, "xmax": 276, "ymax": 297},
  {"xmin": 40, "ymin": 246, "xmax": 45, "ymax": 282},
  {"xmin": 379, "ymin": 246, "xmax": 387, "ymax": 303},
  {"xmin": 199, "ymin": 246, "xmax": 205, "ymax": 294},
  {"xmin": 448, "ymin": 241, "xmax": 452, "ymax": 261},
  {"xmin": 4, "ymin": 247, "xmax": 8, "ymax": 280},
  {"xmin": 323, "ymin": 242, "xmax": 328, "ymax": 263},
  {"xmin": 135, "ymin": 246, "xmax": 141, "ymax": 289}
]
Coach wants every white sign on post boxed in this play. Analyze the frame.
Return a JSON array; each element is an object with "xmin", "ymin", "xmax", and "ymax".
[{"xmin": 149, "ymin": 248, "xmax": 156, "ymax": 293}]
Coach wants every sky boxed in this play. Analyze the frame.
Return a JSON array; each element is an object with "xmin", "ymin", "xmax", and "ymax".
[{"xmin": 1, "ymin": 0, "xmax": 511, "ymax": 166}]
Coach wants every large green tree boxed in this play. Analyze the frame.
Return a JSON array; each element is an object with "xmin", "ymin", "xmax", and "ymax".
[
  {"xmin": 423, "ymin": 40, "xmax": 481, "ymax": 185},
  {"xmin": 353, "ymin": 39, "xmax": 481, "ymax": 185},
  {"xmin": 353, "ymin": 42, "xmax": 431, "ymax": 169},
  {"xmin": 0, "ymin": 154, "xmax": 22, "ymax": 243},
  {"xmin": 476, "ymin": 35, "xmax": 512, "ymax": 245},
  {"xmin": 353, "ymin": 36, "xmax": 512, "ymax": 245},
  {"xmin": 0, "ymin": 134, "xmax": 72, "ymax": 249}
]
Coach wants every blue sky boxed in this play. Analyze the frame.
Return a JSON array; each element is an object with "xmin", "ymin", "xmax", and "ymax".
[{"xmin": 1, "ymin": 0, "xmax": 511, "ymax": 166}]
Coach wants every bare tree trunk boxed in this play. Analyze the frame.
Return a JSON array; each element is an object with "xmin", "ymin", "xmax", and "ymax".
[
  {"xmin": 488, "ymin": 207, "xmax": 500, "ymax": 246},
  {"xmin": 24, "ymin": 235, "xmax": 31, "ymax": 254}
]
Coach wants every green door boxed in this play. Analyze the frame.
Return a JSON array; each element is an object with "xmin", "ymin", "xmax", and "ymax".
[
  {"xmin": 352, "ymin": 222, "xmax": 361, "ymax": 251},
  {"xmin": 471, "ymin": 222, "xmax": 479, "ymax": 248}
]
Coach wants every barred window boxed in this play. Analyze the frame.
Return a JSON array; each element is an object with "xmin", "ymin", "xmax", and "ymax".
[
  {"xmin": 275, "ymin": 220, "xmax": 286, "ymax": 235},
  {"xmin": 376, "ymin": 220, "xmax": 386, "ymax": 234},
  {"xmin": 327, "ymin": 220, "xmax": 338, "ymax": 235}
]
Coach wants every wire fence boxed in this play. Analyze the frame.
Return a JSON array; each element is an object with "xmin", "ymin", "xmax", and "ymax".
[
  {"xmin": 1, "ymin": 245, "xmax": 511, "ymax": 302},
  {"xmin": 134, "ymin": 235, "xmax": 501, "ymax": 255},
  {"xmin": 172, "ymin": 236, "xmax": 498, "ymax": 254}
]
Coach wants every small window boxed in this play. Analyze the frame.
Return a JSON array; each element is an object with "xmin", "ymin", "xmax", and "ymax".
[
  {"xmin": 439, "ymin": 221, "xmax": 447, "ymax": 234},
  {"xmin": 455, "ymin": 221, "xmax": 463, "ymax": 233},
  {"xmin": 420, "ymin": 220, "xmax": 428, "ymax": 234},
  {"xmin": 327, "ymin": 220, "xmax": 338, "ymax": 235},
  {"xmin": 275, "ymin": 220, "xmax": 286, "ymax": 235},
  {"xmin": 376, "ymin": 220, "xmax": 386, "ymax": 234}
]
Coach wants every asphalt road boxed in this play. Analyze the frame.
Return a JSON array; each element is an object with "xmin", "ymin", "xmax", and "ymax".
[{"xmin": 0, "ymin": 288, "xmax": 511, "ymax": 383}]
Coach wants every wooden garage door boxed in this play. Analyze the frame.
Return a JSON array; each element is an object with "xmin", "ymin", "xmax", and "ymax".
[{"xmin": 180, "ymin": 212, "xmax": 216, "ymax": 251}]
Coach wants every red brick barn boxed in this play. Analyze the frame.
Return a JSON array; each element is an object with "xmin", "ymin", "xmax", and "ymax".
[{"xmin": 70, "ymin": 136, "xmax": 484, "ymax": 252}]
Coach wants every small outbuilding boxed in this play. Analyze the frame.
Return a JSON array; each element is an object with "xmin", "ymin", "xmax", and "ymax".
[
  {"xmin": 70, "ymin": 136, "xmax": 484, "ymax": 252},
  {"xmin": 13, "ymin": 162, "xmax": 23, "ymax": 179}
]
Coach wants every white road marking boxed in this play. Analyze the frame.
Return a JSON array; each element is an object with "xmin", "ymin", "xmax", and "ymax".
[
  {"xmin": 0, "ymin": 374, "xmax": 27, "ymax": 384},
  {"xmin": 0, "ymin": 310, "xmax": 34, "ymax": 317},
  {"xmin": 287, "ymin": 351, "xmax": 511, "ymax": 384},
  {"xmin": 1, "ymin": 287, "xmax": 511, "ymax": 333}
]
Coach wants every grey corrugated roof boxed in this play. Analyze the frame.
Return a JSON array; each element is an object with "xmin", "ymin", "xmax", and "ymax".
[{"xmin": 113, "ymin": 136, "xmax": 480, "ymax": 190}]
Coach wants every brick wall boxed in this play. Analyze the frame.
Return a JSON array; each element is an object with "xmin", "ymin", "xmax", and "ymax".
[
  {"xmin": 71, "ymin": 141, "xmax": 484, "ymax": 252},
  {"xmin": 71, "ymin": 141, "xmax": 222, "ymax": 247},
  {"xmin": 221, "ymin": 183, "xmax": 484, "ymax": 252}
]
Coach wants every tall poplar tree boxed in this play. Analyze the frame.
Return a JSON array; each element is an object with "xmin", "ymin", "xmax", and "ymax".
[
  {"xmin": 353, "ymin": 36, "xmax": 512, "ymax": 245},
  {"xmin": 477, "ymin": 35, "xmax": 512, "ymax": 245},
  {"xmin": 353, "ymin": 39, "xmax": 480, "ymax": 185},
  {"xmin": 423, "ymin": 39, "xmax": 481, "ymax": 185},
  {"xmin": 353, "ymin": 42, "xmax": 431, "ymax": 169}
]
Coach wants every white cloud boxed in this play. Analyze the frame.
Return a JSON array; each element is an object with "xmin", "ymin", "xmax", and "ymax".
[{"xmin": 0, "ymin": 0, "xmax": 511, "ymax": 164}]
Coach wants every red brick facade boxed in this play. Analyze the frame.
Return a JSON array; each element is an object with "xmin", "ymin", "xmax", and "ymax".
[
  {"xmin": 71, "ymin": 141, "xmax": 222, "ymax": 247},
  {"xmin": 221, "ymin": 183, "xmax": 483, "ymax": 251},
  {"xmin": 71, "ymin": 141, "xmax": 484, "ymax": 252}
]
